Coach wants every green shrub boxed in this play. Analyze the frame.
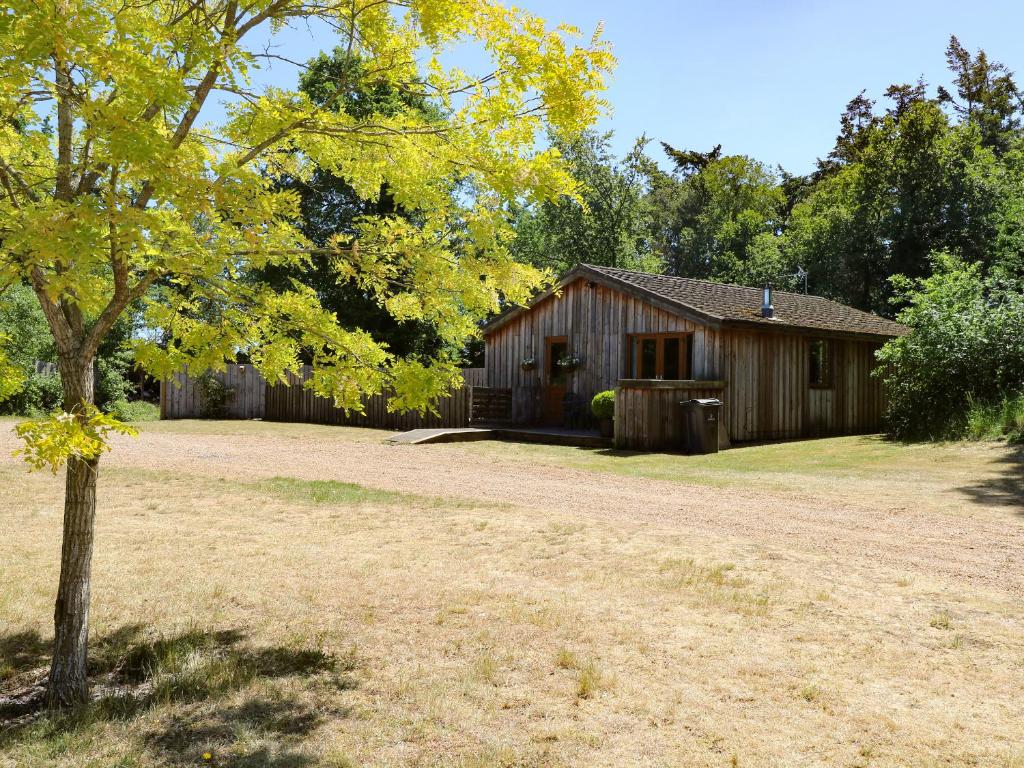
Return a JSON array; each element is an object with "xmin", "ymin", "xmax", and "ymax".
[
  {"xmin": 963, "ymin": 394, "xmax": 1024, "ymax": 443},
  {"xmin": 95, "ymin": 356, "xmax": 133, "ymax": 410},
  {"xmin": 0, "ymin": 372, "xmax": 64, "ymax": 416},
  {"xmin": 591, "ymin": 389, "xmax": 615, "ymax": 419},
  {"xmin": 877, "ymin": 255, "xmax": 1024, "ymax": 440},
  {"xmin": 1, "ymin": 282, "xmax": 137, "ymax": 415},
  {"xmin": 198, "ymin": 372, "xmax": 234, "ymax": 418},
  {"xmin": 109, "ymin": 399, "xmax": 161, "ymax": 422}
]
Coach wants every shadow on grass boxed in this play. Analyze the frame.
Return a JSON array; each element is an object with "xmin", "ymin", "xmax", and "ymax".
[
  {"xmin": 1, "ymin": 623, "xmax": 150, "ymax": 715},
  {"xmin": 0, "ymin": 629, "xmax": 52, "ymax": 681},
  {"xmin": 146, "ymin": 694, "xmax": 335, "ymax": 768},
  {"xmin": 1, "ymin": 625, "xmax": 356, "ymax": 766},
  {"xmin": 957, "ymin": 443, "xmax": 1024, "ymax": 512}
]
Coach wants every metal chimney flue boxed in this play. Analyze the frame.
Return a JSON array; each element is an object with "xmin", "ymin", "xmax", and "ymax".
[{"xmin": 761, "ymin": 284, "xmax": 774, "ymax": 319}]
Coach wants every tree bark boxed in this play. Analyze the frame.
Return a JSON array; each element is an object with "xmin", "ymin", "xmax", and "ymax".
[{"xmin": 46, "ymin": 354, "xmax": 97, "ymax": 708}]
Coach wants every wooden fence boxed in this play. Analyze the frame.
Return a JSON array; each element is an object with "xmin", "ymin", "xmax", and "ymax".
[
  {"xmin": 161, "ymin": 364, "xmax": 486, "ymax": 429},
  {"xmin": 470, "ymin": 387, "xmax": 513, "ymax": 423},
  {"xmin": 264, "ymin": 366, "xmax": 476, "ymax": 429},
  {"xmin": 462, "ymin": 367, "xmax": 487, "ymax": 387},
  {"xmin": 161, "ymin": 365, "xmax": 267, "ymax": 420},
  {"xmin": 613, "ymin": 380, "xmax": 728, "ymax": 451}
]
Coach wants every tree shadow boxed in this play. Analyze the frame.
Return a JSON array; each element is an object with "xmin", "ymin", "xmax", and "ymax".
[
  {"xmin": 145, "ymin": 693, "xmax": 343, "ymax": 767},
  {"xmin": 1, "ymin": 624, "xmax": 357, "ymax": 765},
  {"xmin": 1, "ymin": 623, "xmax": 149, "ymax": 718},
  {"xmin": 956, "ymin": 443, "xmax": 1024, "ymax": 513},
  {"xmin": 0, "ymin": 629, "xmax": 51, "ymax": 683}
]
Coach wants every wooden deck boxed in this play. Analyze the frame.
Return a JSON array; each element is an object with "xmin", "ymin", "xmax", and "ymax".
[{"xmin": 388, "ymin": 426, "xmax": 611, "ymax": 449}]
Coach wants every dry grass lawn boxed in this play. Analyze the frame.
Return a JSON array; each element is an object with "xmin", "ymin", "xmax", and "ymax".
[{"xmin": 1, "ymin": 418, "xmax": 1023, "ymax": 767}]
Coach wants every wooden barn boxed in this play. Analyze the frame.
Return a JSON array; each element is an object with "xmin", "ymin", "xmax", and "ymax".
[{"xmin": 482, "ymin": 264, "xmax": 906, "ymax": 450}]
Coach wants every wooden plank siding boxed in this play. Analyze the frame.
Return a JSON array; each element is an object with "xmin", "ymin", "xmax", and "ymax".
[
  {"xmin": 485, "ymin": 278, "xmax": 721, "ymax": 423},
  {"xmin": 485, "ymin": 276, "xmax": 889, "ymax": 446},
  {"xmin": 614, "ymin": 381, "xmax": 727, "ymax": 451},
  {"xmin": 162, "ymin": 365, "xmax": 485, "ymax": 429},
  {"xmin": 717, "ymin": 331, "xmax": 884, "ymax": 441},
  {"xmin": 161, "ymin": 365, "xmax": 265, "ymax": 420},
  {"xmin": 263, "ymin": 366, "xmax": 474, "ymax": 429}
]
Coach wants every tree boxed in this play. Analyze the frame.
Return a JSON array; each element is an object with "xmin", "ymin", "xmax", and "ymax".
[
  {"xmin": 785, "ymin": 99, "xmax": 1006, "ymax": 313},
  {"xmin": 877, "ymin": 254, "xmax": 1024, "ymax": 439},
  {"xmin": 814, "ymin": 91, "xmax": 879, "ymax": 178},
  {"xmin": 260, "ymin": 49, "xmax": 451, "ymax": 359},
  {"xmin": 510, "ymin": 131, "xmax": 658, "ymax": 274},
  {"xmin": 938, "ymin": 35, "xmax": 1022, "ymax": 155},
  {"xmin": 660, "ymin": 142, "xmax": 722, "ymax": 176},
  {"xmin": 0, "ymin": 0, "xmax": 611, "ymax": 707},
  {"xmin": 646, "ymin": 148, "xmax": 789, "ymax": 286}
]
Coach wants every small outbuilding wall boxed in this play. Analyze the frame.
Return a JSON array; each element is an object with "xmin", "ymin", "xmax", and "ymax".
[{"xmin": 719, "ymin": 330, "xmax": 886, "ymax": 442}]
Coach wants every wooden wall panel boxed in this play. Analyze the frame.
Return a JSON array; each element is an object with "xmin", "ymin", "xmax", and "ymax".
[
  {"xmin": 485, "ymin": 279, "xmax": 719, "ymax": 423},
  {"xmin": 720, "ymin": 331, "xmax": 885, "ymax": 441},
  {"xmin": 486, "ymin": 278, "xmax": 889, "ymax": 441},
  {"xmin": 613, "ymin": 381, "xmax": 728, "ymax": 451}
]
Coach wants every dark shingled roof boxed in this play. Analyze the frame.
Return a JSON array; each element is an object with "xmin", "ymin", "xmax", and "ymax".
[
  {"xmin": 485, "ymin": 264, "xmax": 906, "ymax": 338},
  {"xmin": 582, "ymin": 264, "xmax": 906, "ymax": 337}
]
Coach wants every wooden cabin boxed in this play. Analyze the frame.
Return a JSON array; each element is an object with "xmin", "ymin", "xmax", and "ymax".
[{"xmin": 482, "ymin": 264, "xmax": 906, "ymax": 449}]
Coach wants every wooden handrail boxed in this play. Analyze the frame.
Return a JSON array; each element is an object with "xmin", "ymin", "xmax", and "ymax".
[{"xmin": 616, "ymin": 379, "xmax": 727, "ymax": 390}]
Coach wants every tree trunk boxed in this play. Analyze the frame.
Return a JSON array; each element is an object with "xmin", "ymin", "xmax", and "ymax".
[{"xmin": 47, "ymin": 355, "xmax": 97, "ymax": 708}]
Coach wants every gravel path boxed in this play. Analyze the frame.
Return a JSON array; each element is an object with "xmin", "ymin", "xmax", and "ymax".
[{"xmin": 83, "ymin": 426, "xmax": 1024, "ymax": 600}]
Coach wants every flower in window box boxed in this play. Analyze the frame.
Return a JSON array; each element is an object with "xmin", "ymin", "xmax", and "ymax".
[
  {"xmin": 520, "ymin": 358, "xmax": 537, "ymax": 371},
  {"xmin": 556, "ymin": 354, "xmax": 582, "ymax": 370}
]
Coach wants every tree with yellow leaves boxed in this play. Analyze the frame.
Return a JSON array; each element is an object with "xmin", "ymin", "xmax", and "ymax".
[{"xmin": 0, "ymin": 0, "xmax": 612, "ymax": 707}]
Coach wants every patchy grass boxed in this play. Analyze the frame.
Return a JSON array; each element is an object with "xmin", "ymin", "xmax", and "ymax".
[
  {"xmin": 109, "ymin": 401, "xmax": 162, "ymax": 423},
  {"xmin": 465, "ymin": 432, "xmax": 1024, "ymax": 514},
  {"xmin": 2, "ymin": 420, "xmax": 1024, "ymax": 766},
  {"xmin": 573, "ymin": 661, "xmax": 605, "ymax": 701},
  {"xmin": 255, "ymin": 477, "xmax": 411, "ymax": 506}
]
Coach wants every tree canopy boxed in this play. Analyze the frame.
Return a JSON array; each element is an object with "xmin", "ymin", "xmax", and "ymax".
[
  {"xmin": 510, "ymin": 35, "xmax": 1024, "ymax": 318},
  {"xmin": 0, "ymin": 0, "xmax": 612, "ymax": 706},
  {"xmin": 510, "ymin": 130, "xmax": 658, "ymax": 275}
]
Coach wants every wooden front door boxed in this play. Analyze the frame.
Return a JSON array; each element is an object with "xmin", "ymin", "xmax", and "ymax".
[{"xmin": 542, "ymin": 336, "xmax": 568, "ymax": 424}]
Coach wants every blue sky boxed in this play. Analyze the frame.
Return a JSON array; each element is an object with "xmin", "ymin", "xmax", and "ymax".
[
  {"xmin": 245, "ymin": 1, "xmax": 1024, "ymax": 175},
  {"xmin": 548, "ymin": 0, "xmax": 1024, "ymax": 173}
]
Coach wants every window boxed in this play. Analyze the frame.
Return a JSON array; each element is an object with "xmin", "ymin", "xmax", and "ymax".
[
  {"xmin": 809, "ymin": 339, "xmax": 831, "ymax": 387},
  {"xmin": 628, "ymin": 333, "xmax": 692, "ymax": 379}
]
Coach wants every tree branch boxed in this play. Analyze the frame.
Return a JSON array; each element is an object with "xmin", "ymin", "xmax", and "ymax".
[
  {"xmin": 0, "ymin": 158, "xmax": 41, "ymax": 203},
  {"xmin": 53, "ymin": 57, "xmax": 75, "ymax": 201},
  {"xmin": 81, "ymin": 269, "xmax": 161, "ymax": 360}
]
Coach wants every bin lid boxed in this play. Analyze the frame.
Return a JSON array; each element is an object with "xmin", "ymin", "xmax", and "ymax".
[{"xmin": 681, "ymin": 398, "xmax": 722, "ymax": 406}]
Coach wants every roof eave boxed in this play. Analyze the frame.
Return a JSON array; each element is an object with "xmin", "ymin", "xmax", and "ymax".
[
  {"xmin": 719, "ymin": 317, "xmax": 906, "ymax": 341},
  {"xmin": 483, "ymin": 264, "xmax": 725, "ymax": 336}
]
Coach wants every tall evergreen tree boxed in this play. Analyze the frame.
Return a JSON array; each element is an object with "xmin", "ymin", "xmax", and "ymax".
[
  {"xmin": 260, "ymin": 50, "xmax": 449, "ymax": 359},
  {"xmin": 938, "ymin": 35, "xmax": 1023, "ymax": 155}
]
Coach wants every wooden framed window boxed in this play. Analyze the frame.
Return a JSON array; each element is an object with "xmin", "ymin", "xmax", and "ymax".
[
  {"xmin": 628, "ymin": 333, "xmax": 693, "ymax": 380},
  {"xmin": 809, "ymin": 339, "xmax": 832, "ymax": 388}
]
